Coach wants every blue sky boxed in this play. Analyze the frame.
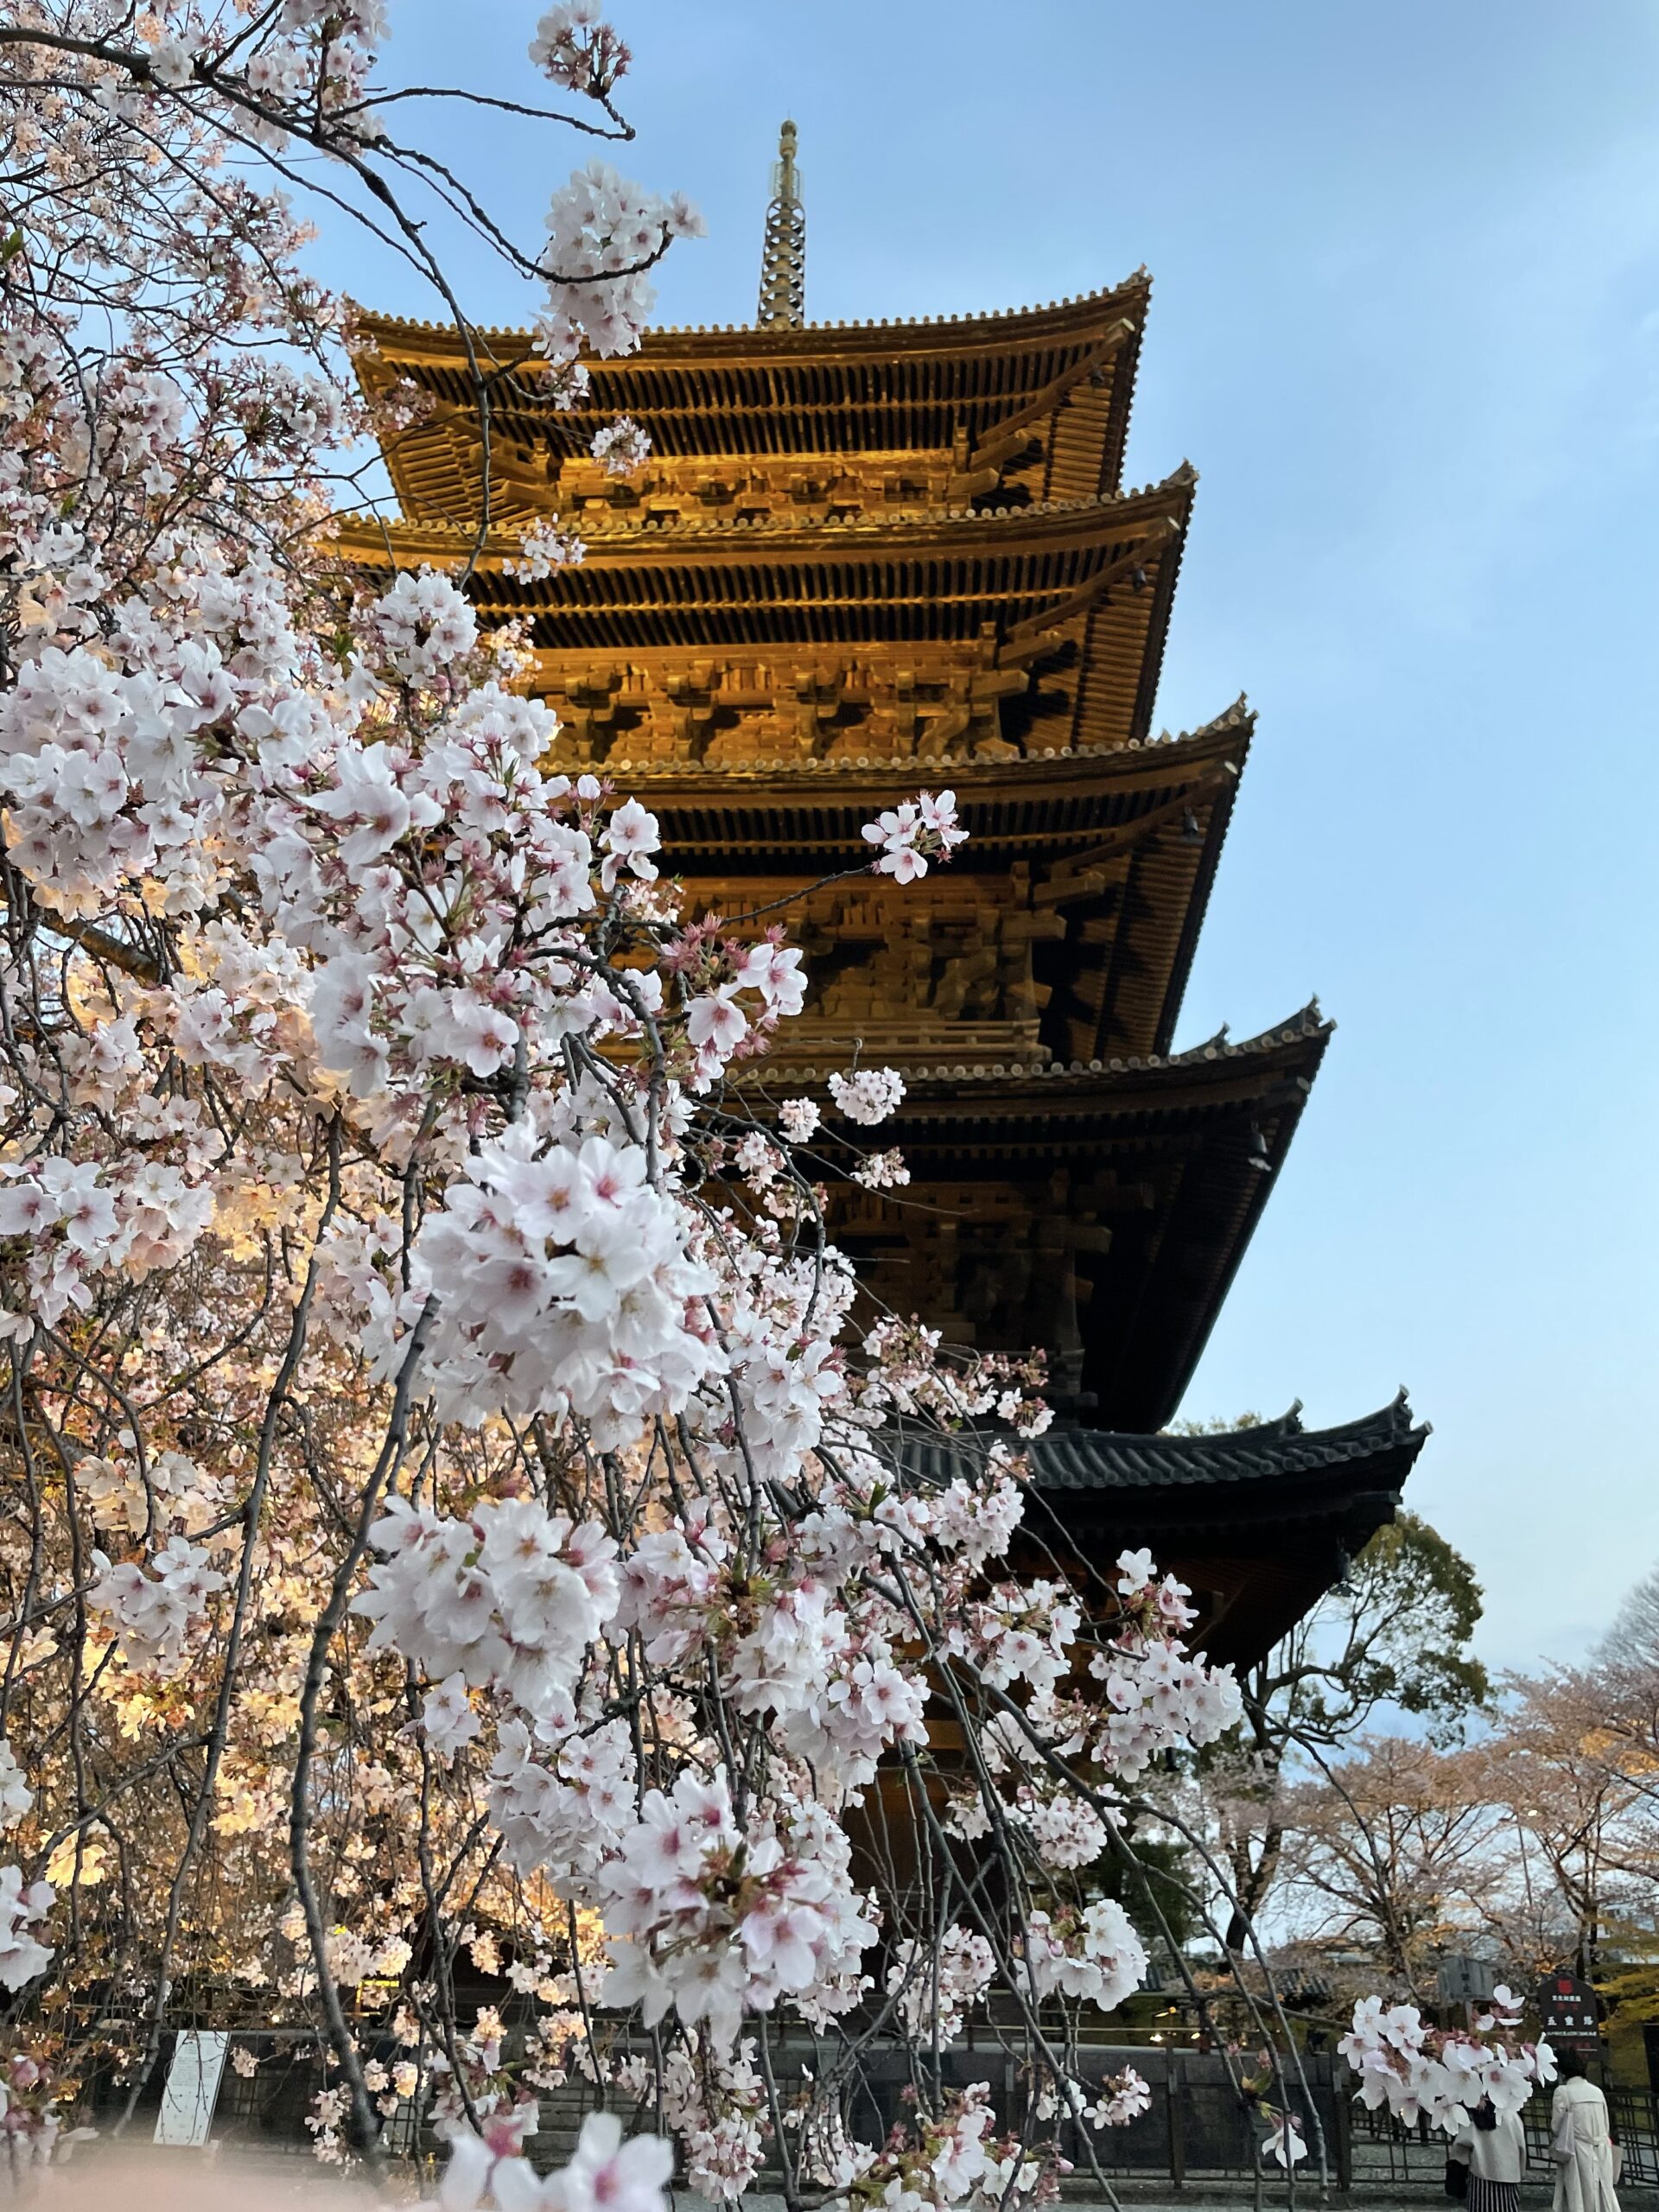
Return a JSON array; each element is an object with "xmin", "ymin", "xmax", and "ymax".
[{"xmin": 314, "ymin": 1, "xmax": 1659, "ymax": 1673}]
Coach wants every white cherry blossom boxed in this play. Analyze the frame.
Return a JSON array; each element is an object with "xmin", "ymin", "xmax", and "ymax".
[{"xmin": 0, "ymin": 1867, "xmax": 54, "ymax": 1992}]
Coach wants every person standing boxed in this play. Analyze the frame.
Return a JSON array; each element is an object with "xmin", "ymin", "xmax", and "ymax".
[
  {"xmin": 1453, "ymin": 2099, "xmax": 1529, "ymax": 2212},
  {"xmin": 1551, "ymin": 2050, "xmax": 1621, "ymax": 2212}
]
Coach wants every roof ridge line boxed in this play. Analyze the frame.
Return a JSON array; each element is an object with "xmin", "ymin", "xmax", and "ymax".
[
  {"xmin": 350, "ymin": 273, "xmax": 1154, "ymax": 347},
  {"xmin": 734, "ymin": 1005, "xmax": 1332, "ymax": 1089},
  {"xmin": 895, "ymin": 1391, "xmax": 1425, "ymax": 1478}
]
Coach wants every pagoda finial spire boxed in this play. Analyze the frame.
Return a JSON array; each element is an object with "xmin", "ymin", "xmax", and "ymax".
[{"xmin": 757, "ymin": 119, "xmax": 805, "ymax": 330}]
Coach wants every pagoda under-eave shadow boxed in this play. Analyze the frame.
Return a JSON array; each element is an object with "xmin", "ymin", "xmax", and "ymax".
[{"xmin": 342, "ymin": 127, "xmax": 1426, "ymax": 1669}]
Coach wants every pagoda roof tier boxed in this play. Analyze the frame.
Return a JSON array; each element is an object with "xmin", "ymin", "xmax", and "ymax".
[
  {"xmin": 334, "ymin": 473, "xmax": 1192, "ymax": 756},
  {"xmin": 748, "ymin": 994, "xmax": 1325, "ymax": 1091},
  {"xmin": 741, "ymin": 1005, "xmax": 1331, "ymax": 1433},
  {"xmin": 1027, "ymin": 1393, "xmax": 1425, "ymax": 1501},
  {"xmin": 897, "ymin": 1395, "xmax": 1427, "ymax": 1666},
  {"xmin": 354, "ymin": 275, "xmax": 1150, "ymax": 522},
  {"xmin": 607, "ymin": 704, "xmax": 1254, "ymax": 1064},
  {"xmin": 561, "ymin": 702, "xmax": 1250, "ymax": 855}
]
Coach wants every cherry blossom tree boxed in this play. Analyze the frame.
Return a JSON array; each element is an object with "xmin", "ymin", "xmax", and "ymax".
[
  {"xmin": 1475, "ymin": 1669, "xmax": 1649, "ymax": 1986},
  {"xmin": 0, "ymin": 5, "xmax": 1554, "ymax": 2203},
  {"xmin": 1192, "ymin": 1510, "xmax": 1487, "ymax": 1955},
  {"xmin": 1273, "ymin": 1738, "xmax": 1495, "ymax": 1999}
]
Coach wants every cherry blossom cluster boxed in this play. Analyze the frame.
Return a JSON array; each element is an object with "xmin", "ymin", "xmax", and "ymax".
[
  {"xmin": 1082, "ymin": 1552, "xmax": 1245, "ymax": 1771},
  {"xmin": 362, "ymin": 569, "xmax": 480, "ymax": 678},
  {"xmin": 488, "ymin": 1712, "xmax": 636, "ymax": 1893},
  {"xmin": 0, "ymin": 1154, "xmax": 212, "ymax": 1330},
  {"xmin": 2, "ymin": 0, "xmax": 690, "ymax": 366},
  {"xmin": 530, "ymin": 3, "xmax": 632, "ymax": 99},
  {"xmin": 439, "ymin": 2110, "xmax": 671, "ymax": 2212},
  {"xmin": 828, "ymin": 1066, "xmax": 906, "ymax": 1126},
  {"xmin": 1074, "ymin": 2069, "xmax": 1153, "ymax": 2132},
  {"xmin": 1014, "ymin": 1782, "xmax": 1115, "ymax": 1872},
  {"xmin": 589, "ymin": 415, "xmax": 652, "ymax": 476},
  {"xmin": 404, "ymin": 1125, "xmax": 721, "ymax": 1444},
  {"xmin": 354, "ymin": 1496, "xmax": 619, "ymax": 1718},
  {"xmin": 779, "ymin": 1096, "xmax": 822, "ymax": 1142},
  {"xmin": 1263, "ymin": 2115, "xmax": 1308, "ymax": 2168},
  {"xmin": 112, "ymin": 0, "xmax": 392, "ymax": 149},
  {"xmin": 803, "ymin": 2082, "xmax": 1061, "ymax": 2212},
  {"xmin": 595, "ymin": 1772, "xmax": 878, "ymax": 2048},
  {"xmin": 0, "ymin": 1745, "xmax": 32, "ymax": 1831},
  {"xmin": 887, "ymin": 1925, "xmax": 997, "ymax": 2042},
  {"xmin": 1020, "ymin": 1899, "xmax": 1147, "ymax": 2012},
  {"xmin": 950, "ymin": 1577, "xmax": 1081, "ymax": 1698},
  {"xmin": 0, "ymin": 2049, "xmax": 82, "ymax": 2177},
  {"xmin": 861, "ymin": 790, "xmax": 969, "ymax": 883},
  {"xmin": 852, "ymin": 1147, "xmax": 910, "ymax": 1190},
  {"xmin": 0, "ymin": 569, "xmax": 323, "ymax": 923},
  {"xmin": 538, "ymin": 162, "xmax": 704, "ymax": 360},
  {"xmin": 934, "ymin": 1554, "xmax": 1242, "ymax": 1886},
  {"xmin": 0, "ymin": 1871, "xmax": 54, "ymax": 1994},
  {"xmin": 507, "ymin": 520, "xmax": 588, "ymax": 582},
  {"xmin": 852, "ymin": 1321, "xmax": 1052, "ymax": 1439},
  {"xmin": 87, "ymin": 1538, "xmax": 226, "ymax": 1676},
  {"xmin": 278, "ymin": 707, "xmax": 677, "ymax": 1111},
  {"xmin": 606, "ymin": 1506, "xmax": 933, "ymax": 1799},
  {"xmin": 1338, "ymin": 1991, "xmax": 1555, "ymax": 2128},
  {"xmin": 663, "ymin": 918, "xmax": 807, "ymax": 1086},
  {"xmin": 74, "ymin": 1448, "xmax": 219, "ymax": 1538},
  {"xmin": 613, "ymin": 2038, "xmax": 769, "ymax": 2202}
]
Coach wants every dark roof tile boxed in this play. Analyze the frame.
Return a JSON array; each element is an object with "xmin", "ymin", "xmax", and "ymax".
[{"xmin": 897, "ymin": 1392, "xmax": 1423, "ymax": 1493}]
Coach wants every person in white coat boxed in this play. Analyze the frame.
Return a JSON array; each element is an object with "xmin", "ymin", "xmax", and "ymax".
[
  {"xmin": 1453, "ymin": 2098, "xmax": 1529, "ymax": 2212},
  {"xmin": 1550, "ymin": 2049, "xmax": 1621, "ymax": 2212}
]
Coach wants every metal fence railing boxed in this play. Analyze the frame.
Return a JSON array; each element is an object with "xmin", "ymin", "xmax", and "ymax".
[
  {"xmin": 1608, "ymin": 2087, "xmax": 1659, "ymax": 2190},
  {"xmin": 851, "ymin": 2049, "xmax": 1356, "ymax": 2188},
  {"xmin": 83, "ymin": 2034, "xmax": 1659, "ymax": 2190},
  {"xmin": 1351, "ymin": 2081, "xmax": 1659, "ymax": 2192}
]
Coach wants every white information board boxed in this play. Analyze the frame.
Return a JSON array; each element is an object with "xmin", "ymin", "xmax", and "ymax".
[{"xmin": 154, "ymin": 2030, "xmax": 230, "ymax": 2146}]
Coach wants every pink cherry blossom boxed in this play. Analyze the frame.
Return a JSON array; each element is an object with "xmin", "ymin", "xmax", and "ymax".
[{"xmin": 828, "ymin": 1066, "xmax": 905, "ymax": 1126}]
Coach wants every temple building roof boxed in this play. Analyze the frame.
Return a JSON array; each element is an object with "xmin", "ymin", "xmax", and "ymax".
[
  {"xmin": 334, "ymin": 473, "xmax": 1192, "ymax": 756},
  {"xmin": 587, "ymin": 704, "xmax": 1252, "ymax": 1063},
  {"xmin": 578, "ymin": 700, "xmax": 1248, "ymax": 821},
  {"xmin": 750, "ymin": 1007, "xmax": 1332, "ymax": 1433},
  {"xmin": 353, "ymin": 272, "xmax": 1150, "ymax": 518},
  {"xmin": 897, "ymin": 1395, "xmax": 1428, "ymax": 1664},
  {"xmin": 1025, "ymin": 1391, "xmax": 1424, "ymax": 1499}
]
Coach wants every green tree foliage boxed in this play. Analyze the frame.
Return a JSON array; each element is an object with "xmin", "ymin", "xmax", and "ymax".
[{"xmin": 1277, "ymin": 1514, "xmax": 1490, "ymax": 1743}]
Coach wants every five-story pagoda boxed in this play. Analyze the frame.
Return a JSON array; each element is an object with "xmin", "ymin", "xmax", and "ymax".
[{"xmin": 342, "ymin": 128, "xmax": 1427, "ymax": 1668}]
